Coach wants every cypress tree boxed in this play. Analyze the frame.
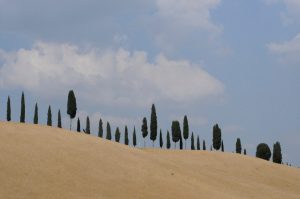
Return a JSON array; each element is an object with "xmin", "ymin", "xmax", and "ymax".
[
  {"xmin": 273, "ymin": 142, "xmax": 282, "ymax": 164},
  {"xmin": 77, "ymin": 118, "xmax": 81, "ymax": 132},
  {"xmin": 7, "ymin": 96, "xmax": 11, "ymax": 121},
  {"xmin": 20, "ymin": 92, "xmax": 25, "ymax": 123},
  {"xmin": 133, "ymin": 127, "xmax": 137, "ymax": 147},
  {"xmin": 197, "ymin": 136, "xmax": 200, "ymax": 150},
  {"xmin": 57, "ymin": 109, "xmax": 62, "ymax": 128},
  {"xmin": 183, "ymin": 115, "xmax": 189, "ymax": 149},
  {"xmin": 203, "ymin": 140, "xmax": 206, "ymax": 150},
  {"xmin": 141, "ymin": 117, "xmax": 148, "ymax": 147},
  {"xmin": 256, "ymin": 143, "xmax": 271, "ymax": 161},
  {"xmin": 171, "ymin": 121, "xmax": 180, "ymax": 149},
  {"xmin": 67, "ymin": 90, "xmax": 77, "ymax": 130},
  {"xmin": 85, "ymin": 116, "xmax": 90, "ymax": 134},
  {"xmin": 98, "ymin": 119, "xmax": 103, "ymax": 138},
  {"xmin": 106, "ymin": 122, "xmax": 111, "ymax": 140},
  {"xmin": 236, "ymin": 138, "xmax": 242, "ymax": 154},
  {"xmin": 210, "ymin": 145, "xmax": 212, "ymax": 151},
  {"xmin": 212, "ymin": 124, "xmax": 222, "ymax": 150},
  {"xmin": 159, "ymin": 129, "xmax": 163, "ymax": 148},
  {"xmin": 179, "ymin": 132, "xmax": 183, "ymax": 150},
  {"xmin": 221, "ymin": 140, "xmax": 224, "ymax": 152},
  {"xmin": 47, "ymin": 106, "xmax": 52, "ymax": 126},
  {"xmin": 115, "ymin": 127, "xmax": 120, "ymax": 142},
  {"xmin": 150, "ymin": 104, "xmax": 157, "ymax": 147},
  {"xmin": 191, "ymin": 132, "xmax": 195, "ymax": 150},
  {"xmin": 244, "ymin": 149, "xmax": 247, "ymax": 155},
  {"xmin": 166, "ymin": 131, "xmax": 171, "ymax": 149},
  {"xmin": 124, "ymin": 126, "xmax": 129, "ymax": 145},
  {"xmin": 33, "ymin": 103, "xmax": 38, "ymax": 124}
]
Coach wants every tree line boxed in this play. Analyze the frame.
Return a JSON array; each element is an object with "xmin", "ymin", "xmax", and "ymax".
[{"xmin": 2, "ymin": 90, "xmax": 283, "ymax": 165}]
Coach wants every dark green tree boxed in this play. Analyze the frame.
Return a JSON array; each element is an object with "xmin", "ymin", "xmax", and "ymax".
[
  {"xmin": 159, "ymin": 129, "xmax": 163, "ymax": 148},
  {"xmin": 57, "ymin": 109, "xmax": 62, "ymax": 128},
  {"xmin": 133, "ymin": 127, "xmax": 137, "ymax": 147},
  {"xmin": 171, "ymin": 121, "xmax": 181, "ymax": 149},
  {"xmin": 77, "ymin": 118, "xmax": 81, "ymax": 132},
  {"xmin": 20, "ymin": 92, "xmax": 25, "ymax": 123},
  {"xmin": 212, "ymin": 124, "xmax": 222, "ymax": 150},
  {"xmin": 124, "ymin": 126, "xmax": 129, "ymax": 145},
  {"xmin": 197, "ymin": 136, "xmax": 200, "ymax": 150},
  {"xmin": 98, "ymin": 119, "xmax": 103, "ymax": 138},
  {"xmin": 244, "ymin": 149, "xmax": 247, "ymax": 155},
  {"xmin": 236, "ymin": 138, "xmax": 242, "ymax": 154},
  {"xmin": 191, "ymin": 132, "xmax": 195, "ymax": 150},
  {"xmin": 150, "ymin": 104, "xmax": 157, "ymax": 147},
  {"xmin": 67, "ymin": 90, "xmax": 77, "ymax": 130},
  {"xmin": 85, "ymin": 116, "xmax": 90, "ymax": 134},
  {"xmin": 273, "ymin": 142, "xmax": 282, "ymax": 164},
  {"xmin": 33, "ymin": 103, "xmax": 38, "ymax": 124},
  {"xmin": 179, "ymin": 132, "xmax": 183, "ymax": 150},
  {"xmin": 115, "ymin": 127, "xmax": 120, "ymax": 142},
  {"xmin": 203, "ymin": 140, "xmax": 206, "ymax": 150},
  {"xmin": 106, "ymin": 122, "xmax": 111, "ymax": 140},
  {"xmin": 166, "ymin": 131, "xmax": 171, "ymax": 149},
  {"xmin": 141, "ymin": 117, "xmax": 148, "ymax": 147},
  {"xmin": 7, "ymin": 96, "xmax": 11, "ymax": 121},
  {"xmin": 221, "ymin": 140, "xmax": 224, "ymax": 152},
  {"xmin": 256, "ymin": 143, "xmax": 271, "ymax": 161},
  {"xmin": 47, "ymin": 106, "xmax": 52, "ymax": 126},
  {"xmin": 183, "ymin": 115, "xmax": 189, "ymax": 149}
]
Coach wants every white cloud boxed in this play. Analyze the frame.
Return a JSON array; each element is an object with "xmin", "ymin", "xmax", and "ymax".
[{"xmin": 0, "ymin": 41, "xmax": 224, "ymax": 107}]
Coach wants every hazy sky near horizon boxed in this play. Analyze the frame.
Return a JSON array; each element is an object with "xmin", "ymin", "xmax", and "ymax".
[{"xmin": 0, "ymin": 0, "xmax": 299, "ymax": 166}]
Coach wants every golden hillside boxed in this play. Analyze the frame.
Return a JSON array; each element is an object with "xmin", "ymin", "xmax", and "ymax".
[{"xmin": 0, "ymin": 122, "xmax": 299, "ymax": 199}]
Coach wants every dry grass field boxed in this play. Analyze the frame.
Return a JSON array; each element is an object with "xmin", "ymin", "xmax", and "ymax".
[{"xmin": 0, "ymin": 122, "xmax": 299, "ymax": 199}]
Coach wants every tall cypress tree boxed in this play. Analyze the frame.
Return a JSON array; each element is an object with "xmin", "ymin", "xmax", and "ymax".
[
  {"xmin": 150, "ymin": 104, "xmax": 157, "ymax": 147},
  {"xmin": 133, "ymin": 127, "xmax": 137, "ymax": 147},
  {"xmin": 212, "ymin": 124, "xmax": 222, "ymax": 150},
  {"xmin": 124, "ymin": 126, "xmax": 129, "ymax": 145},
  {"xmin": 115, "ymin": 127, "xmax": 120, "ymax": 142},
  {"xmin": 85, "ymin": 116, "xmax": 90, "ymax": 134},
  {"xmin": 221, "ymin": 140, "xmax": 224, "ymax": 152},
  {"xmin": 197, "ymin": 136, "xmax": 200, "ymax": 150},
  {"xmin": 20, "ymin": 92, "xmax": 25, "ymax": 123},
  {"xmin": 47, "ymin": 106, "xmax": 52, "ymax": 126},
  {"xmin": 141, "ymin": 117, "xmax": 148, "ymax": 147},
  {"xmin": 33, "ymin": 103, "xmax": 38, "ymax": 124},
  {"xmin": 166, "ymin": 131, "xmax": 171, "ymax": 149},
  {"xmin": 203, "ymin": 140, "xmax": 206, "ymax": 150},
  {"xmin": 7, "ymin": 96, "xmax": 11, "ymax": 121},
  {"xmin": 77, "ymin": 118, "xmax": 81, "ymax": 132},
  {"xmin": 236, "ymin": 138, "xmax": 242, "ymax": 154},
  {"xmin": 273, "ymin": 142, "xmax": 282, "ymax": 164},
  {"xmin": 159, "ymin": 129, "xmax": 163, "ymax": 148},
  {"xmin": 183, "ymin": 115, "xmax": 189, "ymax": 149},
  {"xmin": 179, "ymin": 132, "xmax": 183, "ymax": 150},
  {"xmin": 191, "ymin": 132, "xmax": 195, "ymax": 150},
  {"xmin": 106, "ymin": 122, "xmax": 111, "ymax": 140},
  {"xmin": 98, "ymin": 119, "xmax": 103, "ymax": 138},
  {"xmin": 57, "ymin": 109, "xmax": 62, "ymax": 128},
  {"xmin": 171, "ymin": 121, "xmax": 180, "ymax": 149},
  {"xmin": 67, "ymin": 90, "xmax": 77, "ymax": 130}
]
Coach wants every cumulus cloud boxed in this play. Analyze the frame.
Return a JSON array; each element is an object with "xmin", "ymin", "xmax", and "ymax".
[{"xmin": 0, "ymin": 41, "xmax": 224, "ymax": 107}]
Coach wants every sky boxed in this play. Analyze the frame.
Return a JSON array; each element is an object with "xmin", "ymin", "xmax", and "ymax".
[{"xmin": 0, "ymin": 0, "xmax": 299, "ymax": 166}]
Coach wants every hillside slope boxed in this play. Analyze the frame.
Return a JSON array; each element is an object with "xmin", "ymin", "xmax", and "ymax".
[{"xmin": 0, "ymin": 122, "xmax": 299, "ymax": 199}]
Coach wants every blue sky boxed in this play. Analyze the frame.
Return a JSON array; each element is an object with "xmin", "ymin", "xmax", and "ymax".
[{"xmin": 0, "ymin": 0, "xmax": 299, "ymax": 166}]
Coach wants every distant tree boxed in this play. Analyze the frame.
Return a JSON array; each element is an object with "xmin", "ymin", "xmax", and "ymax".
[
  {"xmin": 67, "ymin": 90, "xmax": 77, "ymax": 130},
  {"xmin": 221, "ymin": 140, "xmax": 224, "ymax": 152},
  {"xmin": 98, "ymin": 119, "xmax": 103, "ymax": 138},
  {"xmin": 124, "ymin": 126, "xmax": 129, "ymax": 145},
  {"xmin": 47, "ymin": 106, "xmax": 52, "ymax": 126},
  {"xmin": 20, "ymin": 92, "xmax": 25, "ymax": 123},
  {"xmin": 256, "ymin": 143, "xmax": 271, "ymax": 161},
  {"xmin": 191, "ymin": 132, "xmax": 195, "ymax": 150},
  {"xmin": 210, "ymin": 145, "xmax": 213, "ymax": 151},
  {"xmin": 171, "ymin": 121, "xmax": 181, "ymax": 149},
  {"xmin": 33, "ymin": 103, "xmax": 38, "ymax": 124},
  {"xmin": 57, "ymin": 109, "xmax": 62, "ymax": 128},
  {"xmin": 166, "ymin": 131, "xmax": 171, "ymax": 149},
  {"xmin": 244, "ymin": 149, "xmax": 247, "ymax": 155},
  {"xmin": 106, "ymin": 122, "xmax": 111, "ymax": 140},
  {"xmin": 203, "ymin": 140, "xmax": 206, "ymax": 150},
  {"xmin": 236, "ymin": 138, "xmax": 242, "ymax": 154},
  {"xmin": 115, "ymin": 127, "xmax": 120, "ymax": 142},
  {"xmin": 212, "ymin": 124, "xmax": 222, "ymax": 150},
  {"xmin": 179, "ymin": 132, "xmax": 183, "ymax": 150},
  {"xmin": 141, "ymin": 117, "xmax": 148, "ymax": 147},
  {"xmin": 273, "ymin": 142, "xmax": 282, "ymax": 164},
  {"xmin": 7, "ymin": 96, "xmax": 11, "ymax": 121},
  {"xmin": 197, "ymin": 136, "xmax": 200, "ymax": 150},
  {"xmin": 183, "ymin": 115, "xmax": 189, "ymax": 149},
  {"xmin": 85, "ymin": 116, "xmax": 90, "ymax": 134},
  {"xmin": 77, "ymin": 118, "xmax": 81, "ymax": 132},
  {"xmin": 150, "ymin": 104, "xmax": 157, "ymax": 147},
  {"xmin": 133, "ymin": 127, "xmax": 137, "ymax": 147},
  {"xmin": 159, "ymin": 129, "xmax": 163, "ymax": 148}
]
